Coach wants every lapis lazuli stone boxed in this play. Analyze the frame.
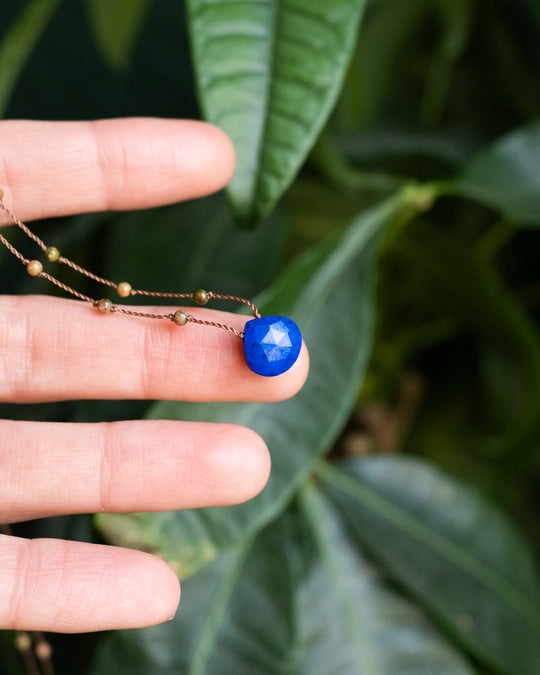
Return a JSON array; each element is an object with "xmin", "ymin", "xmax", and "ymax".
[{"xmin": 243, "ymin": 316, "xmax": 302, "ymax": 377}]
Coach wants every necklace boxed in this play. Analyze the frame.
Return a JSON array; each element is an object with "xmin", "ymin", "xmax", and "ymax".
[{"xmin": 0, "ymin": 189, "xmax": 302, "ymax": 377}]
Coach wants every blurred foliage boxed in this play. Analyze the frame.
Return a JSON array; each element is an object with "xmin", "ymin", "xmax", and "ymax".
[{"xmin": 1, "ymin": 0, "xmax": 540, "ymax": 673}]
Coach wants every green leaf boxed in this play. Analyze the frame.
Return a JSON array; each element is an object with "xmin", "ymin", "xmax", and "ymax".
[
  {"xmin": 393, "ymin": 221, "xmax": 540, "ymax": 453},
  {"xmin": 96, "ymin": 192, "xmax": 413, "ymax": 578},
  {"xmin": 339, "ymin": 0, "xmax": 431, "ymax": 128},
  {"xmin": 298, "ymin": 483, "xmax": 474, "ymax": 675},
  {"xmin": 419, "ymin": 0, "xmax": 474, "ymax": 124},
  {"xmin": 86, "ymin": 0, "xmax": 154, "ymax": 73},
  {"xmin": 186, "ymin": 0, "xmax": 367, "ymax": 225},
  {"xmin": 89, "ymin": 490, "xmax": 473, "ymax": 675},
  {"xmin": 103, "ymin": 194, "xmax": 286, "ymax": 299},
  {"xmin": 86, "ymin": 544, "xmax": 252, "ymax": 675},
  {"xmin": 0, "ymin": 0, "xmax": 62, "ymax": 117},
  {"xmin": 324, "ymin": 456, "xmax": 540, "ymax": 675},
  {"xmin": 454, "ymin": 120, "xmax": 540, "ymax": 226}
]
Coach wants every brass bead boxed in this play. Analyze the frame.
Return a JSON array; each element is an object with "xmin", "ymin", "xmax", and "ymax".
[
  {"xmin": 26, "ymin": 260, "xmax": 43, "ymax": 276},
  {"xmin": 96, "ymin": 298, "xmax": 113, "ymax": 313},
  {"xmin": 117, "ymin": 281, "xmax": 132, "ymax": 298},
  {"xmin": 172, "ymin": 310, "xmax": 189, "ymax": 326},
  {"xmin": 45, "ymin": 246, "xmax": 60, "ymax": 262},
  {"xmin": 193, "ymin": 288, "xmax": 208, "ymax": 305},
  {"xmin": 15, "ymin": 632, "xmax": 32, "ymax": 651}
]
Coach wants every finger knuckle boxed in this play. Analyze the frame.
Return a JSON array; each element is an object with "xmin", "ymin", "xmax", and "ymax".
[{"xmin": 0, "ymin": 298, "xmax": 43, "ymax": 402}]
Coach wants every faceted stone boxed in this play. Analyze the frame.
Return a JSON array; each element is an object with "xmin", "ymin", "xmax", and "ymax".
[{"xmin": 243, "ymin": 316, "xmax": 302, "ymax": 377}]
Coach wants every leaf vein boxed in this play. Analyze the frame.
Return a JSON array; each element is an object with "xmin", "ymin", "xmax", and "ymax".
[
  {"xmin": 323, "ymin": 464, "xmax": 540, "ymax": 628},
  {"xmin": 201, "ymin": 68, "xmax": 266, "ymax": 89}
]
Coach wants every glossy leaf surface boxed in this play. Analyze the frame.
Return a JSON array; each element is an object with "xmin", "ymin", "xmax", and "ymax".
[
  {"xmin": 89, "ymin": 489, "xmax": 472, "ymax": 675},
  {"xmin": 187, "ymin": 0, "xmax": 367, "ymax": 224},
  {"xmin": 454, "ymin": 120, "xmax": 540, "ymax": 226},
  {"xmin": 324, "ymin": 456, "xmax": 540, "ymax": 675},
  {"xmin": 297, "ymin": 484, "xmax": 473, "ymax": 675},
  {"xmin": 96, "ymin": 194, "xmax": 410, "ymax": 578}
]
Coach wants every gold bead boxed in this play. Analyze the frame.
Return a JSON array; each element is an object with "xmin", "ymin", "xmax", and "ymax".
[
  {"xmin": 117, "ymin": 281, "xmax": 132, "ymax": 298},
  {"xmin": 26, "ymin": 260, "xmax": 43, "ymax": 276},
  {"xmin": 96, "ymin": 298, "xmax": 113, "ymax": 313},
  {"xmin": 172, "ymin": 310, "xmax": 189, "ymax": 326},
  {"xmin": 15, "ymin": 632, "xmax": 32, "ymax": 651},
  {"xmin": 193, "ymin": 288, "xmax": 208, "ymax": 305},
  {"xmin": 45, "ymin": 246, "xmax": 60, "ymax": 262},
  {"xmin": 0, "ymin": 188, "xmax": 3, "ymax": 200}
]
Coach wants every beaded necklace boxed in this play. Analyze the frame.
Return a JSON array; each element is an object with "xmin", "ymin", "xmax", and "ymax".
[{"xmin": 0, "ymin": 190, "xmax": 301, "ymax": 377}]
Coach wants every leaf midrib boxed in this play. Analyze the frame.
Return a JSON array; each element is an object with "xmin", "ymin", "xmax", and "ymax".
[
  {"xmin": 189, "ymin": 540, "xmax": 253, "ymax": 675},
  {"xmin": 300, "ymin": 484, "xmax": 382, "ymax": 674},
  {"xmin": 322, "ymin": 463, "xmax": 540, "ymax": 629}
]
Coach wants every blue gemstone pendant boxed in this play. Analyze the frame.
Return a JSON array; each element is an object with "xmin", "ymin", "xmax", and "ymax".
[{"xmin": 243, "ymin": 316, "xmax": 302, "ymax": 377}]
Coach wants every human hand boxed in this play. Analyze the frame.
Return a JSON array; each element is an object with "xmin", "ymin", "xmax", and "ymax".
[{"xmin": 0, "ymin": 118, "xmax": 309, "ymax": 633}]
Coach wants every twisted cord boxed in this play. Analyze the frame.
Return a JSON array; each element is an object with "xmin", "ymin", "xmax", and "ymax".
[
  {"xmin": 114, "ymin": 307, "xmax": 176, "ymax": 321},
  {"xmin": 0, "ymin": 197, "xmax": 47, "ymax": 250},
  {"xmin": 130, "ymin": 290, "xmax": 259, "ymax": 318},
  {"xmin": 188, "ymin": 316, "xmax": 245, "ymax": 338},
  {"xmin": 131, "ymin": 289, "xmax": 193, "ymax": 299},
  {"xmin": 0, "ymin": 230, "xmax": 27, "ymax": 263},
  {"xmin": 207, "ymin": 292, "xmax": 260, "ymax": 318},
  {"xmin": 0, "ymin": 192, "xmax": 258, "ymax": 337},
  {"xmin": 58, "ymin": 256, "xmax": 117, "ymax": 288},
  {"xmin": 38, "ymin": 272, "xmax": 95, "ymax": 303}
]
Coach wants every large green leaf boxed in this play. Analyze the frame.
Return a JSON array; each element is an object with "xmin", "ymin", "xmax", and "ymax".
[
  {"xmin": 453, "ymin": 120, "xmax": 540, "ymax": 226},
  {"xmin": 96, "ymin": 192, "xmax": 414, "ymax": 578},
  {"xmin": 86, "ymin": 545, "xmax": 251, "ymax": 675},
  {"xmin": 0, "ymin": 0, "xmax": 62, "ymax": 117},
  {"xmin": 297, "ymin": 483, "xmax": 474, "ymax": 675},
  {"xmin": 186, "ymin": 0, "xmax": 367, "ymax": 225},
  {"xmin": 86, "ymin": 0, "xmax": 154, "ymax": 73},
  {"xmin": 324, "ymin": 456, "xmax": 540, "ymax": 675},
  {"xmin": 88, "ymin": 489, "xmax": 473, "ymax": 675}
]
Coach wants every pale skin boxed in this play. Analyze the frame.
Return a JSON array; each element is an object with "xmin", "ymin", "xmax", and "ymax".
[{"xmin": 0, "ymin": 118, "xmax": 309, "ymax": 633}]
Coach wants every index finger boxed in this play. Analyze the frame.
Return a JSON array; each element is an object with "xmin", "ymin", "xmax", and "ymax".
[{"xmin": 0, "ymin": 118, "xmax": 236, "ymax": 223}]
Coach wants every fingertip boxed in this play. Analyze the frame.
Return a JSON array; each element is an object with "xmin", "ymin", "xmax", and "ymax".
[
  {"xmin": 69, "ymin": 547, "xmax": 181, "ymax": 631},
  {"xmin": 243, "ymin": 426, "xmax": 272, "ymax": 498},
  {"xmin": 0, "ymin": 118, "xmax": 237, "ymax": 221},
  {"xmin": 250, "ymin": 340, "xmax": 309, "ymax": 402},
  {"xmin": 213, "ymin": 425, "xmax": 271, "ymax": 504},
  {"xmin": 284, "ymin": 341, "xmax": 310, "ymax": 399},
  {"xmin": 129, "ymin": 552, "xmax": 181, "ymax": 627},
  {"xmin": 202, "ymin": 122, "xmax": 236, "ymax": 189},
  {"xmin": 198, "ymin": 424, "xmax": 271, "ymax": 506}
]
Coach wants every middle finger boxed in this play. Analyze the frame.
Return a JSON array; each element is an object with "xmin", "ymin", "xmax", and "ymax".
[{"xmin": 0, "ymin": 295, "xmax": 308, "ymax": 403}]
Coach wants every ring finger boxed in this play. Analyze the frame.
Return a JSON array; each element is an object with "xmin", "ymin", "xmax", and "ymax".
[{"xmin": 0, "ymin": 418, "xmax": 270, "ymax": 524}]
